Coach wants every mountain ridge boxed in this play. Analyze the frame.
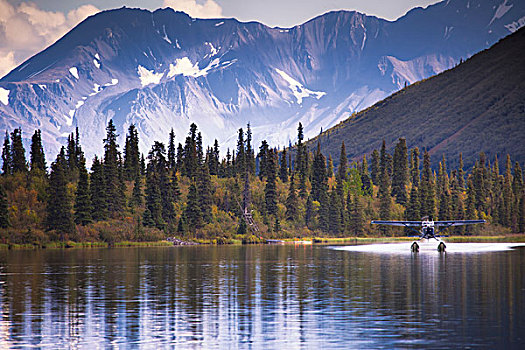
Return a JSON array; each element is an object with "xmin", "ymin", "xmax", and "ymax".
[{"xmin": 0, "ymin": 0, "xmax": 523, "ymax": 162}]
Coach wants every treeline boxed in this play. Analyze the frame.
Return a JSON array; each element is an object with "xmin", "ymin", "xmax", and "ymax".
[{"xmin": 0, "ymin": 121, "xmax": 524, "ymax": 245}]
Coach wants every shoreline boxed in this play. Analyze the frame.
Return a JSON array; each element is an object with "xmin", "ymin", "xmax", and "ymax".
[{"xmin": 1, "ymin": 234, "xmax": 525, "ymax": 250}]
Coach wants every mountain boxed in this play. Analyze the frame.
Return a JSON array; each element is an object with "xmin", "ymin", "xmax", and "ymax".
[
  {"xmin": 0, "ymin": 0, "xmax": 524, "ymax": 161},
  {"xmin": 308, "ymin": 26, "xmax": 525, "ymax": 169}
]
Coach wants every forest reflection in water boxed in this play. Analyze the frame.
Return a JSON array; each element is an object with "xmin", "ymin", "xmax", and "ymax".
[{"xmin": 0, "ymin": 245, "xmax": 523, "ymax": 348}]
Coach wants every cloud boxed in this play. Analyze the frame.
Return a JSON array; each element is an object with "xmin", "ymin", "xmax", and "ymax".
[
  {"xmin": 0, "ymin": 0, "xmax": 99, "ymax": 79},
  {"xmin": 163, "ymin": 0, "xmax": 223, "ymax": 18}
]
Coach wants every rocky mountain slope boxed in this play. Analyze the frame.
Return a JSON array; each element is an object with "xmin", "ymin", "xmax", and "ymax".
[
  {"xmin": 0, "ymin": 0, "xmax": 523, "ymax": 160},
  {"xmin": 309, "ymin": 26, "xmax": 525, "ymax": 169}
]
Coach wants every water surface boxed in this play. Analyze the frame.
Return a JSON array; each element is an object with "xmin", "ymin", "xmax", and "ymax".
[{"xmin": 0, "ymin": 244, "xmax": 523, "ymax": 348}]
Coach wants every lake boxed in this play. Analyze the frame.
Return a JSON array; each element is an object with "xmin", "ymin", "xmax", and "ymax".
[{"xmin": 0, "ymin": 244, "xmax": 524, "ymax": 348}]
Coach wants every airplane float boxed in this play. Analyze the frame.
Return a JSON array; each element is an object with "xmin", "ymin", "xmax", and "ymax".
[{"xmin": 371, "ymin": 217, "xmax": 486, "ymax": 252}]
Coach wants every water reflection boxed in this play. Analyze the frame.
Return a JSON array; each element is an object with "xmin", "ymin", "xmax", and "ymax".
[{"xmin": 0, "ymin": 245, "xmax": 523, "ymax": 348}]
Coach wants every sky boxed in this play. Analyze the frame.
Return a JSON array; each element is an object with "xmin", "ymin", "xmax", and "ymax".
[{"xmin": 0, "ymin": 0, "xmax": 441, "ymax": 78}]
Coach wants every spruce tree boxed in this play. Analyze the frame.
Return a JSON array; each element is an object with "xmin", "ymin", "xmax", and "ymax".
[
  {"xmin": 258, "ymin": 140, "xmax": 269, "ymax": 179},
  {"xmin": 185, "ymin": 181, "xmax": 202, "ymax": 230},
  {"xmin": 311, "ymin": 143, "xmax": 328, "ymax": 202},
  {"xmin": 10, "ymin": 128, "xmax": 27, "ymax": 173},
  {"xmin": 66, "ymin": 133, "xmax": 78, "ymax": 173},
  {"xmin": 124, "ymin": 125, "xmax": 140, "ymax": 180},
  {"xmin": 336, "ymin": 142, "xmax": 347, "ymax": 200},
  {"xmin": 265, "ymin": 149, "xmax": 278, "ymax": 216},
  {"xmin": 144, "ymin": 161, "xmax": 164, "ymax": 229},
  {"xmin": 274, "ymin": 216, "xmax": 281, "ymax": 233},
  {"xmin": 246, "ymin": 123, "xmax": 256, "ymax": 175},
  {"xmin": 391, "ymin": 138, "xmax": 408, "ymax": 205},
  {"xmin": 318, "ymin": 189, "xmax": 330, "ymax": 232},
  {"xmin": 0, "ymin": 185, "xmax": 9, "ymax": 228},
  {"xmin": 235, "ymin": 128, "xmax": 246, "ymax": 176},
  {"xmin": 74, "ymin": 152, "xmax": 92, "ymax": 225},
  {"xmin": 457, "ymin": 153, "xmax": 465, "ymax": 189},
  {"xmin": 420, "ymin": 150, "xmax": 435, "ymax": 218},
  {"xmin": 328, "ymin": 189, "xmax": 342, "ymax": 235},
  {"xmin": 130, "ymin": 172, "xmax": 143, "ymax": 208},
  {"xmin": 285, "ymin": 174, "xmax": 298, "ymax": 221},
  {"xmin": 279, "ymin": 148, "xmax": 288, "ymax": 182},
  {"xmin": 46, "ymin": 148, "xmax": 74, "ymax": 236},
  {"xmin": 90, "ymin": 156, "xmax": 107, "ymax": 221},
  {"xmin": 466, "ymin": 175, "xmax": 478, "ymax": 221},
  {"xmin": 1, "ymin": 131, "xmax": 12, "ymax": 175},
  {"xmin": 410, "ymin": 147, "xmax": 420, "ymax": 188},
  {"xmin": 361, "ymin": 155, "xmax": 372, "ymax": 196},
  {"xmin": 30, "ymin": 129, "xmax": 46, "ymax": 174},
  {"xmin": 167, "ymin": 128, "xmax": 176, "ymax": 171},
  {"xmin": 405, "ymin": 186, "xmax": 420, "ymax": 221},
  {"xmin": 350, "ymin": 195, "xmax": 365, "ymax": 236},
  {"xmin": 103, "ymin": 120, "xmax": 124, "ymax": 215}
]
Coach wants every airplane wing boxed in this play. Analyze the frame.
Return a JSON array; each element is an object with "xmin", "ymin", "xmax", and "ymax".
[
  {"xmin": 371, "ymin": 221, "xmax": 423, "ymax": 227},
  {"xmin": 434, "ymin": 220, "xmax": 486, "ymax": 226}
]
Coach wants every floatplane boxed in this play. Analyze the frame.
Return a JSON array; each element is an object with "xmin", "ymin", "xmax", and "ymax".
[{"xmin": 371, "ymin": 217, "xmax": 486, "ymax": 252}]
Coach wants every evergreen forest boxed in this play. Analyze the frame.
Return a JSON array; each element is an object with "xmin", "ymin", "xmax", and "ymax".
[{"xmin": 0, "ymin": 121, "xmax": 524, "ymax": 246}]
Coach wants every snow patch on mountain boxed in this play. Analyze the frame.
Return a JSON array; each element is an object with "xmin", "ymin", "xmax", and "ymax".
[
  {"xmin": 490, "ymin": 0, "xmax": 513, "ymax": 25},
  {"xmin": 206, "ymin": 42, "xmax": 219, "ymax": 56},
  {"xmin": 505, "ymin": 15, "xmax": 525, "ymax": 32},
  {"xmin": 275, "ymin": 69, "xmax": 326, "ymax": 104},
  {"xmin": 69, "ymin": 67, "xmax": 79, "ymax": 79},
  {"xmin": 137, "ymin": 66, "xmax": 164, "ymax": 86},
  {"xmin": 167, "ymin": 57, "xmax": 222, "ymax": 78},
  {"xmin": 0, "ymin": 88, "xmax": 9, "ymax": 105},
  {"xmin": 162, "ymin": 25, "xmax": 172, "ymax": 44}
]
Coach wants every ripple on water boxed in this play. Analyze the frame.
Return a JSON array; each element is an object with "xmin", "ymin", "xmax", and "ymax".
[{"xmin": 332, "ymin": 242, "xmax": 525, "ymax": 254}]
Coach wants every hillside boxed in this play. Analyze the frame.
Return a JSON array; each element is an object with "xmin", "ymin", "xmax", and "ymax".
[{"xmin": 309, "ymin": 26, "xmax": 525, "ymax": 169}]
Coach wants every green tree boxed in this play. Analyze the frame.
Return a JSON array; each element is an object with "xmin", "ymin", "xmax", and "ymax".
[
  {"xmin": 336, "ymin": 142, "xmax": 347, "ymax": 200},
  {"xmin": 130, "ymin": 172, "xmax": 143, "ymax": 209},
  {"xmin": 410, "ymin": 147, "xmax": 420, "ymax": 188},
  {"xmin": 279, "ymin": 148, "xmax": 288, "ymax": 182},
  {"xmin": 103, "ymin": 120, "xmax": 125, "ymax": 215},
  {"xmin": 246, "ymin": 123, "xmax": 256, "ymax": 175},
  {"xmin": 235, "ymin": 128, "xmax": 246, "ymax": 176},
  {"xmin": 361, "ymin": 155, "xmax": 372, "ymax": 196},
  {"xmin": 265, "ymin": 149, "xmax": 278, "ymax": 216},
  {"xmin": 167, "ymin": 128, "xmax": 176, "ymax": 171},
  {"xmin": 328, "ymin": 189, "xmax": 342, "ymax": 235},
  {"xmin": 185, "ymin": 181, "xmax": 202, "ymax": 230},
  {"xmin": 285, "ymin": 174, "xmax": 298, "ymax": 221},
  {"xmin": 420, "ymin": 150, "xmax": 435, "ymax": 218},
  {"xmin": 90, "ymin": 156, "xmax": 107, "ymax": 221},
  {"xmin": 311, "ymin": 143, "xmax": 327, "ymax": 202},
  {"xmin": 30, "ymin": 129, "xmax": 46, "ymax": 173},
  {"xmin": 1, "ymin": 131, "xmax": 12, "ymax": 175},
  {"xmin": 124, "ymin": 125, "xmax": 140, "ymax": 180},
  {"xmin": 74, "ymin": 152, "xmax": 92, "ymax": 225},
  {"xmin": 391, "ymin": 138, "xmax": 408, "ymax": 205},
  {"xmin": 46, "ymin": 148, "xmax": 74, "ymax": 236},
  {"xmin": 10, "ymin": 128, "xmax": 27, "ymax": 174}
]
